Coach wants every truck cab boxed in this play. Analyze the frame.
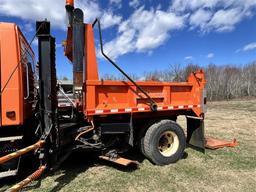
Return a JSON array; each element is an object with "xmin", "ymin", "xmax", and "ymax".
[
  {"xmin": 0, "ymin": 23, "xmax": 35, "ymax": 127},
  {"xmin": 0, "ymin": 23, "xmax": 35, "ymax": 177}
]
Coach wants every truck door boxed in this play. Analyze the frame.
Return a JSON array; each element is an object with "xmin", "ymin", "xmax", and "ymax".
[
  {"xmin": 19, "ymin": 34, "xmax": 35, "ymax": 120},
  {"xmin": 0, "ymin": 39, "xmax": 2, "ymax": 126},
  {"xmin": 0, "ymin": 23, "xmax": 24, "ymax": 126}
]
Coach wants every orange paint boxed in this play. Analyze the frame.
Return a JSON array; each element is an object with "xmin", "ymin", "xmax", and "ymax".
[
  {"xmin": 0, "ymin": 140, "xmax": 44, "ymax": 165},
  {"xmin": 66, "ymin": 0, "xmax": 74, "ymax": 7},
  {"xmin": 0, "ymin": 23, "xmax": 34, "ymax": 126}
]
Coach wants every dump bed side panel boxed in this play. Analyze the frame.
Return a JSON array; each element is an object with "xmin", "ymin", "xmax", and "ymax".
[{"xmin": 85, "ymin": 70, "xmax": 206, "ymax": 118}]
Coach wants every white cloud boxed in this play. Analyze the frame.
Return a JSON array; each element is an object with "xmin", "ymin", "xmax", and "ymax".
[
  {"xmin": 0, "ymin": 0, "xmax": 121, "ymax": 30},
  {"xmin": 103, "ymin": 28, "xmax": 136, "ymax": 59},
  {"xmin": 100, "ymin": 11, "xmax": 122, "ymax": 29},
  {"xmin": 207, "ymin": 53, "xmax": 214, "ymax": 58},
  {"xmin": 103, "ymin": 7, "xmax": 185, "ymax": 59},
  {"xmin": 171, "ymin": 0, "xmax": 256, "ymax": 32},
  {"xmin": 243, "ymin": 42, "xmax": 256, "ymax": 51},
  {"xmin": 171, "ymin": 0, "xmax": 222, "ymax": 13},
  {"xmin": 205, "ymin": 8, "xmax": 243, "ymax": 32},
  {"xmin": 135, "ymin": 8, "xmax": 184, "ymax": 51},
  {"xmin": 129, "ymin": 0, "xmax": 140, "ymax": 9},
  {"xmin": 2, "ymin": 0, "xmax": 256, "ymax": 60},
  {"xmin": 184, "ymin": 56, "xmax": 193, "ymax": 60},
  {"xmin": 75, "ymin": 0, "xmax": 101, "ymax": 24},
  {"xmin": 0, "ymin": 0, "xmax": 66, "ymax": 29},
  {"xmin": 75, "ymin": 1, "xmax": 122, "ymax": 28},
  {"xmin": 189, "ymin": 9, "xmax": 212, "ymax": 31}
]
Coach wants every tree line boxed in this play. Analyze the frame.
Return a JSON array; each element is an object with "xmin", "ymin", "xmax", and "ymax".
[{"xmin": 102, "ymin": 62, "xmax": 256, "ymax": 101}]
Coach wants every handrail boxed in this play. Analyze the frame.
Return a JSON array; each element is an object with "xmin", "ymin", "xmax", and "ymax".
[
  {"xmin": 92, "ymin": 19, "xmax": 157, "ymax": 111},
  {"xmin": 58, "ymin": 85, "xmax": 76, "ymax": 107},
  {"xmin": 0, "ymin": 140, "xmax": 45, "ymax": 165},
  {"xmin": 24, "ymin": 62, "xmax": 30, "ymax": 100}
]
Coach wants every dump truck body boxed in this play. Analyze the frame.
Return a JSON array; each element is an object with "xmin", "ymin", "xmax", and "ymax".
[
  {"xmin": 85, "ymin": 76, "xmax": 206, "ymax": 117},
  {"xmin": 64, "ymin": 24, "xmax": 206, "ymax": 120},
  {"xmin": 63, "ymin": 19, "xmax": 207, "ymax": 163}
]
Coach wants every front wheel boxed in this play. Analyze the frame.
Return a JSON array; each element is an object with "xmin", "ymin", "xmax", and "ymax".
[{"xmin": 144, "ymin": 120, "xmax": 185, "ymax": 165}]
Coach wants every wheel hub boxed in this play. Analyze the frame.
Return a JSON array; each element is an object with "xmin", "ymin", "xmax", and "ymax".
[{"xmin": 158, "ymin": 131, "xmax": 179, "ymax": 157}]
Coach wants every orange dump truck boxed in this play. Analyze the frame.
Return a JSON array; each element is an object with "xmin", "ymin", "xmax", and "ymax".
[{"xmin": 0, "ymin": 0, "xmax": 208, "ymax": 189}]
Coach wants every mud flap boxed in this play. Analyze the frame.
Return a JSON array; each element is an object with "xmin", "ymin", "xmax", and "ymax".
[
  {"xmin": 205, "ymin": 137, "xmax": 238, "ymax": 149},
  {"xmin": 129, "ymin": 114, "xmax": 134, "ymax": 146},
  {"xmin": 186, "ymin": 117, "xmax": 205, "ymax": 153}
]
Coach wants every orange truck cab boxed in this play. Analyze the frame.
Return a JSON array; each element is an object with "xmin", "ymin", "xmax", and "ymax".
[
  {"xmin": 0, "ymin": 23, "xmax": 35, "ymax": 177},
  {"xmin": 0, "ymin": 23, "xmax": 34, "ymax": 127}
]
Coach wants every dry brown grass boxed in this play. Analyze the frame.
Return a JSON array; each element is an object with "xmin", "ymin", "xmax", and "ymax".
[{"xmin": 1, "ymin": 99, "xmax": 256, "ymax": 192}]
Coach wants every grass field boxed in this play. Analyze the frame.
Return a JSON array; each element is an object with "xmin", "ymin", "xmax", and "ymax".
[{"xmin": 1, "ymin": 99, "xmax": 256, "ymax": 192}]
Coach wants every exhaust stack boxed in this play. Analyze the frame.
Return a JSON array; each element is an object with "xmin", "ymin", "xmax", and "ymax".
[
  {"xmin": 65, "ymin": 0, "xmax": 74, "ymax": 27},
  {"xmin": 72, "ymin": 8, "xmax": 84, "ymax": 93},
  {"xmin": 65, "ymin": 0, "xmax": 84, "ymax": 98}
]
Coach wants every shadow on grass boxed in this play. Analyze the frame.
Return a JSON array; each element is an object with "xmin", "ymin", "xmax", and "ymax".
[
  {"xmin": 45, "ymin": 149, "xmax": 144, "ymax": 192},
  {"xmin": 46, "ymin": 151, "xmax": 99, "ymax": 192},
  {"xmin": 0, "ymin": 148, "xmax": 190, "ymax": 192},
  {"xmin": 0, "ymin": 149, "xmax": 144, "ymax": 192}
]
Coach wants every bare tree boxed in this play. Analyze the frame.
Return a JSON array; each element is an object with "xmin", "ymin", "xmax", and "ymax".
[
  {"xmin": 183, "ymin": 64, "xmax": 201, "ymax": 81},
  {"xmin": 169, "ymin": 63, "xmax": 184, "ymax": 82},
  {"xmin": 101, "ymin": 62, "xmax": 256, "ymax": 101}
]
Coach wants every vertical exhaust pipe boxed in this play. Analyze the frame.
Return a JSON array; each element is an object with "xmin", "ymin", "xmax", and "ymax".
[
  {"xmin": 72, "ymin": 8, "xmax": 84, "ymax": 95},
  {"xmin": 65, "ymin": 0, "xmax": 74, "ymax": 27},
  {"xmin": 65, "ymin": 0, "xmax": 84, "ymax": 98}
]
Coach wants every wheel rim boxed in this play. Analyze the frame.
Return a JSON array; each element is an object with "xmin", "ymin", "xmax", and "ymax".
[{"xmin": 158, "ymin": 131, "xmax": 179, "ymax": 157}]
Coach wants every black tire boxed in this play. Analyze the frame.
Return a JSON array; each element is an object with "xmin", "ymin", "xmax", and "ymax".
[
  {"xmin": 144, "ymin": 120, "xmax": 185, "ymax": 165},
  {"xmin": 137, "ymin": 119, "xmax": 160, "ymax": 157},
  {"xmin": 139, "ymin": 132, "xmax": 146, "ymax": 156}
]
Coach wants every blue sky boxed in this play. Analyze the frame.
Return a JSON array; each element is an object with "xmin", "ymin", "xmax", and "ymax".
[{"xmin": 1, "ymin": 0, "xmax": 256, "ymax": 79}]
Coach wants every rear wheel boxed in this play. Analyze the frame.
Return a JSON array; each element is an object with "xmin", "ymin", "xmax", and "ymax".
[
  {"xmin": 137, "ymin": 119, "xmax": 160, "ymax": 157},
  {"xmin": 144, "ymin": 120, "xmax": 185, "ymax": 165}
]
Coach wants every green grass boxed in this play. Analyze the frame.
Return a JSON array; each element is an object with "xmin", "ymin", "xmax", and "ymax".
[{"xmin": 1, "ymin": 99, "xmax": 256, "ymax": 192}]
